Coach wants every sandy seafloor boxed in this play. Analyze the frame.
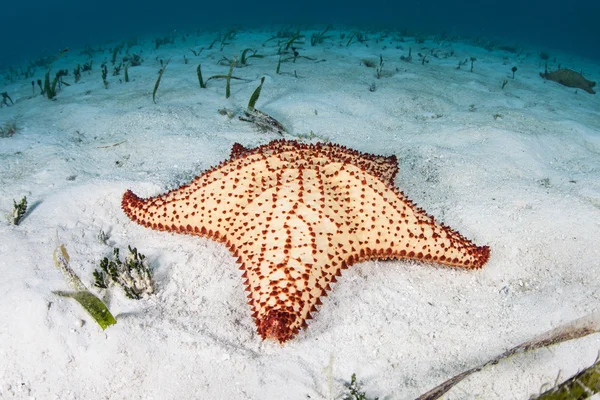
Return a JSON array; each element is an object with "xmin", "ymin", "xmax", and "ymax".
[{"xmin": 1, "ymin": 29, "xmax": 599, "ymax": 399}]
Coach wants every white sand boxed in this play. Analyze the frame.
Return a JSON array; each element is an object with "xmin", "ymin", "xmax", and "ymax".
[{"xmin": 1, "ymin": 29, "xmax": 599, "ymax": 399}]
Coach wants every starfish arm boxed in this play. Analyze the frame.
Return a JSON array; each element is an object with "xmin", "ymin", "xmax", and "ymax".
[
  {"xmin": 121, "ymin": 153, "xmax": 278, "ymax": 243},
  {"xmin": 328, "ymin": 164, "xmax": 490, "ymax": 269},
  {"xmin": 231, "ymin": 161, "xmax": 337, "ymax": 342}
]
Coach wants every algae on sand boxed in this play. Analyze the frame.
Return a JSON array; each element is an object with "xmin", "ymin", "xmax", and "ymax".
[{"xmin": 52, "ymin": 244, "xmax": 117, "ymax": 330}]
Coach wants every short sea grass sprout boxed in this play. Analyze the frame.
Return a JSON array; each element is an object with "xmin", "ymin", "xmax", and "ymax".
[
  {"xmin": 152, "ymin": 57, "xmax": 170, "ymax": 103},
  {"xmin": 247, "ymin": 77, "xmax": 265, "ymax": 111},
  {"xmin": 376, "ymin": 55, "xmax": 384, "ymax": 78},
  {"xmin": 239, "ymin": 48, "xmax": 264, "ymax": 65},
  {"xmin": 197, "ymin": 64, "xmax": 206, "ymax": 88},
  {"xmin": 101, "ymin": 63, "xmax": 109, "ymax": 89},
  {"xmin": 73, "ymin": 64, "xmax": 81, "ymax": 83},
  {"xmin": 342, "ymin": 373, "xmax": 379, "ymax": 400},
  {"xmin": 7, "ymin": 196, "xmax": 27, "ymax": 224}
]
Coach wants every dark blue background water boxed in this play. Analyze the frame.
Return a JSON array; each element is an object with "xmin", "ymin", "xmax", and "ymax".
[{"xmin": 1, "ymin": 0, "xmax": 599, "ymax": 67}]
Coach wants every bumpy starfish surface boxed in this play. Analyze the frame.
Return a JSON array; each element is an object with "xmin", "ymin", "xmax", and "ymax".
[{"xmin": 122, "ymin": 139, "xmax": 490, "ymax": 342}]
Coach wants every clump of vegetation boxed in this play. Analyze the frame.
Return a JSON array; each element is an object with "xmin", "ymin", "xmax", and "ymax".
[
  {"xmin": 311, "ymin": 25, "xmax": 333, "ymax": 46},
  {"xmin": 7, "ymin": 196, "xmax": 27, "ymax": 224},
  {"xmin": 93, "ymin": 246, "xmax": 155, "ymax": 300},
  {"xmin": 239, "ymin": 48, "xmax": 264, "ymax": 66},
  {"xmin": 414, "ymin": 33, "xmax": 427, "ymax": 44},
  {"xmin": 208, "ymin": 29, "xmax": 236, "ymax": 50},
  {"xmin": 112, "ymin": 63, "xmax": 122, "ymax": 76},
  {"xmin": 273, "ymin": 44, "xmax": 318, "ymax": 77},
  {"xmin": 111, "ymin": 42, "xmax": 125, "ymax": 64},
  {"xmin": 342, "ymin": 373, "xmax": 379, "ymax": 400},
  {"xmin": 0, "ymin": 120, "xmax": 19, "ymax": 137},
  {"xmin": 281, "ymin": 31, "xmax": 305, "ymax": 51},
  {"xmin": 43, "ymin": 70, "xmax": 60, "ymax": 99},
  {"xmin": 239, "ymin": 77, "xmax": 287, "ymax": 135},
  {"xmin": 196, "ymin": 58, "xmax": 248, "ymax": 98},
  {"xmin": 1, "ymin": 91, "xmax": 13, "ymax": 107},
  {"xmin": 40, "ymin": 48, "xmax": 70, "ymax": 99},
  {"xmin": 361, "ymin": 59, "xmax": 377, "ymax": 68},
  {"xmin": 53, "ymin": 244, "xmax": 117, "ymax": 330},
  {"xmin": 123, "ymin": 53, "xmax": 142, "ymax": 66},
  {"xmin": 154, "ymin": 34, "xmax": 175, "ymax": 49},
  {"xmin": 539, "ymin": 51, "xmax": 550, "ymax": 61},
  {"xmin": 346, "ymin": 31, "xmax": 368, "ymax": 47},
  {"xmin": 82, "ymin": 60, "xmax": 93, "ymax": 72}
]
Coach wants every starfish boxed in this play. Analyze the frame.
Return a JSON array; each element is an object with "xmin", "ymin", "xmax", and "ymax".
[{"xmin": 122, "ymin": 139, "xmax": 490, "ymax": 342}]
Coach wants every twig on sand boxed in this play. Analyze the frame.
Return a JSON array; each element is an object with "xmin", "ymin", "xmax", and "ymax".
[{"xmin": 96, "ymin": 140, "xmax": 127, "ymax": 149}]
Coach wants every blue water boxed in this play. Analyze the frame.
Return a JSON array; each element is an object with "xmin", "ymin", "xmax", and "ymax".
[{"xmin": 1, "ymin": 0, "xmax": 599, "ymax": 66}]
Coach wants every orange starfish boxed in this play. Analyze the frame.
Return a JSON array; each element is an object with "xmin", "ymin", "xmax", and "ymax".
[{"xmin": 122, "ymin": 140, "xmax": 490, "ymax": 342}]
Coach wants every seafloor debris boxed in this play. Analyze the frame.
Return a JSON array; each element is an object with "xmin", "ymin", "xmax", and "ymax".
[{"xmin": 53, "ymin": 244, "xmax": 117, "ymax": 330}]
